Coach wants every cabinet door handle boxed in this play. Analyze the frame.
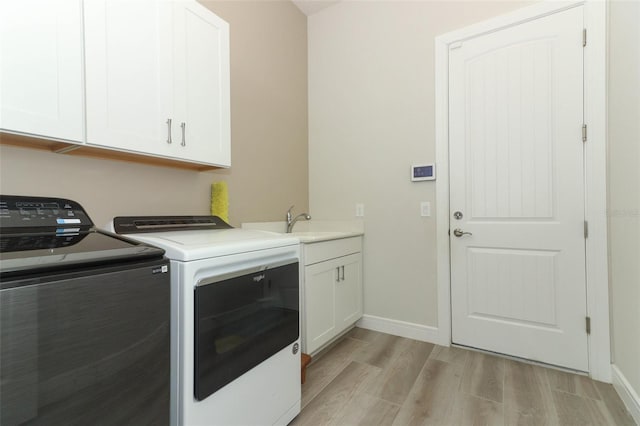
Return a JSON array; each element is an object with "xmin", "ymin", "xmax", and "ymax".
[
  {"xmin": 166, "ymin": 118, "xmax": 172, "ymax": 144},
  {"xmin": 180, "ymin": 122, "xmax": 186, "ymax": 146},
  {"xmin": 341, "ymin": 265, "xmax": 345, "ymax": 281},
  {"xmin": 336, "ymin": 267, "xmax": 340, "ymax": 282}
]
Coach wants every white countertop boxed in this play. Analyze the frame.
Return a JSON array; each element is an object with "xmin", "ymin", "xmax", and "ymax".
[{"xmin": 241, "ymin": 220, "xmax": 364, "ymax": 243}]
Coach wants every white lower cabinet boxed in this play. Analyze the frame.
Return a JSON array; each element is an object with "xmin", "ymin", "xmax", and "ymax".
[{"xmin": 303, "ymin": 237, "xmax": 363, "ymax": 355}]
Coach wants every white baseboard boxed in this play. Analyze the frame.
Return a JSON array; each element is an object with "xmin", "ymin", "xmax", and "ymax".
[
  {"xmin": 356, "ymin": 315, "xmax": 448, "ymax": 346},
  {"xmin": 612, "ymin": 364, "xmax": 640, "ymax": 425}
]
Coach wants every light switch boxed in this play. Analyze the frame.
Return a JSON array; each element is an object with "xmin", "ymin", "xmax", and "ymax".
[
  {"xmin": 356, "ymin": 203, "xmax": 364, "ymax": 217},
  {"xmin": 420, "ymin": 202, "xmax": 431, "ymax": 217}
]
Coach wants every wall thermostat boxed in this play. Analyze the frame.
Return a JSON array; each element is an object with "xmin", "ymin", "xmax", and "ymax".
[{"xmin": 411, "ymin": 164, "xmax": 436, "ymax": 181}]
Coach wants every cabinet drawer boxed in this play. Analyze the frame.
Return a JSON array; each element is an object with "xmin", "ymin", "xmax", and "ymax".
[{"xmin": 303, "ymin": 237, "xmax": 361, "ymax": 266}]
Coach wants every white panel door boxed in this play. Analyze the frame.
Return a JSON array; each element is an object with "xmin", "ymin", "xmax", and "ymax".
[
  {"xmin": 0, "ymin": 0, "xmax": 84, "ymax": 142},
  {"xmin": 84, "ymin": 0, "xmax": 173, "ymax": 155},
  {"xmin": 449, "ymin": 6, "xmax": 588, "ymax": 371},
  {"xmin": 172, "ymin": 0, "xmax": 230, "ymax": 166}
]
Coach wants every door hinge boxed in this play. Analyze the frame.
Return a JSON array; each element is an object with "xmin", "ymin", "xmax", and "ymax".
[
  {"xmin": 584, "ymin": 220, "xmax": 589, "ymax": 239},
  {"xmin": 586, "ymin": 316, "xmax": 591, "ymax": 334},
  {"xmin": 583, "ymin": 28, "xmax": 587, "ymax": 47},
  {"xmin": 582, "ymin": 124, "xmax": 587, "ymax": 142}
]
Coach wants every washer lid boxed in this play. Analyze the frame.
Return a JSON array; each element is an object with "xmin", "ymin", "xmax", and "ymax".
[{"xmin": 0, "ymin": 230, "xmax": 165, "ymax": 281}]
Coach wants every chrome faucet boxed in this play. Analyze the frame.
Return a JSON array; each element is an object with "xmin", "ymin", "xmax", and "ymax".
[{"xmin": 286, "ymin": 205, "xmax": 311, "ymax": 233}]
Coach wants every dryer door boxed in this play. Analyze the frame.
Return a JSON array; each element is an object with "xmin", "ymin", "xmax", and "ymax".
[{"xmin": 194, "ymin": 261, "xmax": 299, "ymax": 401}]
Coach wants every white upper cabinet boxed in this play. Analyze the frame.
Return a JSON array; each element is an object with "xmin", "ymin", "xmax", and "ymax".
[
  {"xmin": 172, "ymin": 1, "xmax": 230, "ymax": 165},
  {"xmin": 0, "ymin": 0, "xmax": 84, "ymax": 143},
  {"xmin": 84, "ymin": 0, "xmax": 173, "ymax": 157},
  {"xmin": 84, "ymin": 0, "xmax": 230, "ymax": 167}
]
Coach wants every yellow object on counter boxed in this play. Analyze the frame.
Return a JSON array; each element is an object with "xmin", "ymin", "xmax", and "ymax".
[{"xmin": 211, "ymin": 181, "xmax": 229, "ymax": 223}]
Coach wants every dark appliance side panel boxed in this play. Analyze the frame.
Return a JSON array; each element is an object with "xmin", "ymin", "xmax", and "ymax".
[
  {"xmin": 0, "ymin": 258, "xmax": 171, "ymax": 426},
  {"xmin": 194, "ymin": 261, "xmax": 299, "ymax": 401}
]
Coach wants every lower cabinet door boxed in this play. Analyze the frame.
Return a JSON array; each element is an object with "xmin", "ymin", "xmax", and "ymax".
[
  {"xmin": 335, "ymin": 253, "xmax": 363, "ymax": 331},
  {"xmin": 304, "ymin": 259, "xmax": 338, "ymax": 354}
]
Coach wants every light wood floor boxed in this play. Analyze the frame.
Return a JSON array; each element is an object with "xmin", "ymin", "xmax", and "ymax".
[{"xmin": 292, "ymin": 327, "xmax": 636, "ymax": 426}]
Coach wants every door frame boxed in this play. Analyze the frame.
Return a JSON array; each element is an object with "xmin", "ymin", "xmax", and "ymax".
[{"xmin": 434, "ymin": 0, "xmax": 610, "ymax": 381}]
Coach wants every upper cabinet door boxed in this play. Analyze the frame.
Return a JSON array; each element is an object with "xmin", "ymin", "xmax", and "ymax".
[
  {"xmin": 84, "ymin": 0, "xmax": 230, "ymax": 167},
  {"xmin": 84, "ymin": 0, "xmax": 173, "ymax": 156},
  {"xmin": 0, "ymin": 0, "xmax": 84, "ymax": 142},
  {"xmin": 172, "ymin": 1, "xmax": 230, "ymax": 167}
]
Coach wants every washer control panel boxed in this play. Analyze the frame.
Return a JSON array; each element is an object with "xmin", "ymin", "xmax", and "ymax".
[{"xmin": 0, "ymin": 195, "xmax": 93, "ymax": 230}]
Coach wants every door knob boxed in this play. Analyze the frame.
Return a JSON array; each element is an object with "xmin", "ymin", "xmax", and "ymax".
[{"xmin": 453, "ymin": 228, "xmax": 472, "ymax": 237}]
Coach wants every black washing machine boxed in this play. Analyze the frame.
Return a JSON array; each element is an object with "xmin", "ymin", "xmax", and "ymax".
[{"xmin": 0, "ymin": 195, "xmax": 171, "ymax": 426}]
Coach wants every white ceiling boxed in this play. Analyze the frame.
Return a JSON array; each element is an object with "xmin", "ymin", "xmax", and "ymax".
[{"xmin": 292, "ymin": 0, "xmax": 341, "ymax": 16}]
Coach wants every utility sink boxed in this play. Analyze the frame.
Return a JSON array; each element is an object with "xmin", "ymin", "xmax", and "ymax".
[{"xmin": 240, "ymin": 221, "xmax": 364, "ymax": 243}]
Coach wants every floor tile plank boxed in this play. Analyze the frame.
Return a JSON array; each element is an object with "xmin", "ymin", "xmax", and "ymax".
[
  {"xmin": 346, "ymin": 326, "xmax": 380, "ymax": 344},
  {"xmin": 292, "ymin": 360, "xmax": 380, "ymax": 426},
  {"xmin": 593, "ymin": 380, "xmax": 637, "ymax": 426},
  {"xmin": 503, "ymin": 360, "xmax": 559, "ymax": 425},
  {"xmin": 460, "ymin": 350, "xmax": 505, "ymax": 403},
  {"xmin": 451, "ymin": 393, "xmax": 504, "ymax": 426},
  {"xmin": 546, "ymin": 368, "xmax": 601, "ymax": 400},
  {"xmin": 333, "ymin": 393, "xmax": 400, "ymax": 426},
  {"xmin": 352, "ymin": 333, "xmax": 409, "ymax": 370},
  {"xmin": 583, "ymin": 397, "xmax": 630, "ymax": 426},
  {"xmin": 366, "ymin": 339, "xmax": 434, "ymax": 404},
  {"xmin": 428, "ymin": 345, "xmax": 469, "ymax": 368},
  {"xmin": 391, "ymin": 359, "xmax": 464, "ymax": 426},
  {"xmin": 551, "ymin": 389, "xmax": 606, "ymax": 425},
  {"xmin": 301, "ymin": 336, "xmax": 369, "ymax": 408}
]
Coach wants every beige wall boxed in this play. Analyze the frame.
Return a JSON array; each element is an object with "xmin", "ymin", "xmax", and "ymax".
[
  {"xmin": 608, "ymin": 0, "xmax": 640, "ymax": 399},
  {"xmin": 0, "ymin": 0, "xmax": 308, "ymax": 228},
  {"xmin": 308, "ymin": 1, "xmax": 531, "ymax": 328}
]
